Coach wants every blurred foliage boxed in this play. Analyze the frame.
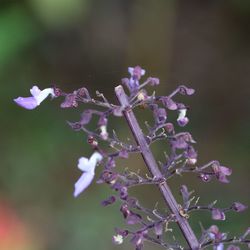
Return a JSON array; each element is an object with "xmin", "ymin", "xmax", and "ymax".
[{"xmin": 0, "ymin": 0, "xmax": 250, "ymax": 250}]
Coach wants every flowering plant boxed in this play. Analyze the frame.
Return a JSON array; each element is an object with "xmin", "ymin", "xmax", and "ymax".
[{"xmin": 14, "ymin": 66, "xmax": 249, "ymax": 250}]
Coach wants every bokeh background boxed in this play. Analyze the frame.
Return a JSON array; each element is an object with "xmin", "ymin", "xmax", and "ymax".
[{"xmin": 1, "ymin": 0, "xmax": 250, "ymax": 249}]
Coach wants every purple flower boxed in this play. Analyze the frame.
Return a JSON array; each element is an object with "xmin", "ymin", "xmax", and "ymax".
[
  {"xmin": 178, "ymin": 85, "xmax": 195, "ymax": 95},
  {"xmin": 212, "ymin": 163, "xmax": 232, "ymax": 183},
  {"xmin": 14, "ymin": 86, "xmax": 55, "ymax": 110},
  {"xmin": 60, "ymin": 93, "xmax": 78, "ymax": 108},
  {"xmin": 119, "ymin": 149, "xmax": 129, "ymax": 159},
  {"xmin": 74, "ymin": 152, "xmax": 103, "ymax": 197},
  {"xmin": 171, "ymin": 132, "xmax": 196, "ymax": 149},
  {"xmin": 161, "ymin": 97, "xmax": 178, "ymax": 110},
  {"xmin": 165, "ymin": 123, "xmax": 175, "ymax": 134},
  {"xmin": 147, "ymin": 77, "xmax": 160, "ymax": 86},
  {"xmin": 128, "ymin": 66, "xmax": 145, "ymax": 92},
  {"xmin": 208, "ymin": 225, "xmax": 227, "ymax": 250},
  {"xmin": 231, "ymin": 202, "xmax": 248, "ymax": 212},
  {"xmin": 101, "ymin": 195, "xmax": 116, "ymax": 207},
  {"xmin": 211, "ymin": 208, "xmax": 226, "ymax": 221},
  {"xmin": 155, "ymin": 108, "xmax": 167, "ymax": 124},
  {"xmin": 177, "ymin": 108, "xmax": 189, "ymax": 127}
]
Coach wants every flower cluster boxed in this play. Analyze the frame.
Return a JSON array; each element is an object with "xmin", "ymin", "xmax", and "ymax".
[{"xmin": 14, "ymin": 66, "xmax": 249, "ymax": 250}]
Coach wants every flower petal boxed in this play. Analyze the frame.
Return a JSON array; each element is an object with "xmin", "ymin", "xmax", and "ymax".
[
  {"xmin": 14, "ymin": 97, "xmax": 38, "ymax": 110},
  {"xmin": 30, "ymin": 86, "xmax": 41, "ymax": 97},
  {"xmin": 74, "ymin": 172, "xmax": 94, "ymax": 197},
  {"xmin": 77, "ymin": 157, "xmax": 91, "ymax": 172},
  {"xmin": 34, "ymin": 88, "xmax": 54, "ymax": 105}
]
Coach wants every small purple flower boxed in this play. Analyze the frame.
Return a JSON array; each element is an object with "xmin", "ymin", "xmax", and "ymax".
[
  {"xmin": 211, "ymin": 208, "xmax": 226, "ymax": 221},
  {"xmin": 147, "ymin": 77, "xmax": 160, "ymax": 86},
  {"xmin": 171, "ymin": 132, "xmax": 196, "ymax": 149},
  {"xmin": 154, "ymin": 221, "xmax": 163, "ymax": 237},
  {"xmin": 165, "ymin": 123, "xmax": 175, "ymax": 134},
  {"xmin": 161, "ymin": 97, "xmax": 178, "ymax": 110},
  {"xmin": 60, "ymin": 93, "xmax": 78, "ymax": 108},
  {"xmin": 119, "ymin": 186, "xmax": 128, "ymax": 200},
  {"xmin": 126, "ymin": 212, "xmax": 142, "ymax": 225},
  {"xmin": 74, "ymin": 152, "xmax": 103, "ymax": 197},
  {"xmin": 231, "ymin": 202, "xmax": 248, "ymax": 212},
  {"xmin": 184, "ymin": 146, "xmax": 197, "ymax": 165},
  {"xmin": 155, "ymin": 108, "xmax": 167, "ymax": 124},
  {"xmin": 14, "ymin": 86, "xmax": 55, "ymax": 110},
  {"xmin": 177, "ymin": 108, "xmax": 189, "ymax": 127},
  {"xmin": 127, "ymin": 66, "xmax": 145, "ymax": 92},
  {"xmin": 212, "ymin": 163, "xmax": 232, "ymax": 183},
  {"xmin": 119, "ymin": 149, "xmax": 129, "ymax": 159},
  {"xmin": 80, "ymin": 110, "xmax": 93, "ymax": 125},
  {"xmin": 208, "ymin": 225, "xmax": 227, "ymax": 250},
  {"xmin": 131, "ymin": 231, "xmax": 147, "ymax": 250},
  {"xmin": 101, "ymin": 195, "xmax": 116, "ymax": 207},
  {"xmin": 178, "ymin": 85, "xmax": 195, "ymax": 95}
]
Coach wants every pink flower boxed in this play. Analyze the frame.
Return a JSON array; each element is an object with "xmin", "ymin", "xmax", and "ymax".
[{"xmin": 14, "ymin": 86, "xmax": 55, "ymax": 110}]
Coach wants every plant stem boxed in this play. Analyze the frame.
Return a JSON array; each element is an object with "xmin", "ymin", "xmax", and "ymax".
[{"xmin": 115, "ymin": 85, "xmax": 200, "ymax": 250}]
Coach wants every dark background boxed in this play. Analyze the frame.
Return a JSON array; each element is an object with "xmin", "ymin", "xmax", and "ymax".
[{"xmin": 0, "ymin": 0, "xmax": 250, "ymax": 249}]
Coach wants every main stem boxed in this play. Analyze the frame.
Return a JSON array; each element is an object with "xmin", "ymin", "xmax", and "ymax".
[{"xmin": 115, "ymin": 85, "xmax": 200, "ymax": 250}]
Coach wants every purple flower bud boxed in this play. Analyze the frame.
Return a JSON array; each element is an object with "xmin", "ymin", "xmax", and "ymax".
[
  {"xmin": 87, "ymin": 136, "xmax": 98, "ymax": 147},
  {"xmin": 155, "ymin": 108, "xmax": 167, "ymax": 123},
  {"xmin": 99, "ymin": 170, "xmax": 118, "ymax": 184},
  {"xmin": 227, "ymin": 245, "xmax": 240, "ymax": 250},
  {"xmin": 231, "ymin": 202, "xmax": 248, "ymax": 212},
  {"xmin": 120, "ymin": 204, "xmax": 131, "ymax": 218},
  {"xmin": 208, "ymin": 225, "xmax": 227, "ymax": 242},
  {"xmin": 126, "ymin": 197, "xmax": 138, "ymax": 208},
  {"xmin": 53, "ymin": 86, "xmax": 62, "ymax": 97},
  {"xmin": 148, "ymin": 77, "xmax": 160, "ymax": 86},
  {"xmin": 119, "ymin": 186, "xmax": 128, "ymax": 200},
  {"xmin": 179, "ymin": 85, "xmax": 195, "ymax": 95},
  {"xmin": 161, "ymin": 97, "xmax": 178, "ymax": 110},
  {"xmin": 119, "ymin": 149, "xmax": 129, "ymax": 159},
  {"xmin": 126, "ymin": 212, "xmax": 142, "ymax": 225},
  {"xmin": 113, "ymin": 106, "xmax": 123, "ymax": 117},
  {"xmin": 128, "ymin": 66, "xmax": 145, "ymax": 80},
  {"xmin": 60, "ymin": 93, "xmax": 78, "ymax": 108},
  {"xmin": 98, "ymin": 116, "xmax": 108, "ymax": 126},
  {"xmin": 76, "ymin": 87, "xmax": 89, "ymax": 98},
  {"xmin": 211, "ymin": 208, "xmax": 226, "ymax": 221},
  {"xmin": 212, "ymin": 163, "xmax": 232, "ymax": 183},
  {"xmin": 131, "ymin": 232, "xmax": 146, "ymax": 250},
  {"xmin": 80, "ymin": 110, "xmax": 93, "ymax": 125},
  {"xmin": 154, "ymin": 221, "xmax": 163, "ymax": 236},
  {"xmin": 165, "ymin": 123, "xmax": 174, "ymax": 133},
  {"xmin": 171, "ymin": 132, "xmax": 196, "ymax": 149},
  {"xmin": 101, "ymin": 195, "xmax": 116, "ymax": 207},
  {"xmin": 67, "ymin": 121, "xmax": 82, "ymax": 131}
]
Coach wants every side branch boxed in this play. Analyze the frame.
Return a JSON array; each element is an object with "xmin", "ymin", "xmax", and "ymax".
[{"xmin": 115, "ymin": 85, "xmax": 199, "ymax": 250}]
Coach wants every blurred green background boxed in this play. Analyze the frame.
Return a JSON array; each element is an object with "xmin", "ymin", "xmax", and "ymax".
[{"xmin": 1, "ymin": 0, "xmax": 250, "ymax": 249}]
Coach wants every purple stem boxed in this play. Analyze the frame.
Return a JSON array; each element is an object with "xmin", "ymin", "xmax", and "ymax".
[{"xmin": 115, "ymin": 85, "xmax": 200, "ymax": 250}]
